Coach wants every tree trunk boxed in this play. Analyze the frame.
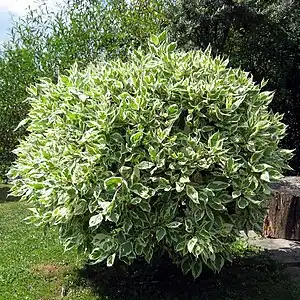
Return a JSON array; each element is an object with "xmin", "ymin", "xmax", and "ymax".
[{"xmin": 263, "ymin": 177, "xmax": 300, "ymax": 240}]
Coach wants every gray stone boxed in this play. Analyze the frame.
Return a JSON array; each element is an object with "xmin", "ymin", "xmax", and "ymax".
[
  {"xmin": 249, "ymin": 237, "xmax": 300, "ymax": 264},
  {"xmin": 270, "ymin": 176, "xmax": 300, "ymax": 196}
]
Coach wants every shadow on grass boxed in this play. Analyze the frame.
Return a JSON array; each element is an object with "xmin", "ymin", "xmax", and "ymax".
[{"xmin": 70, "ymin": 252, "xmax": 300, "ymax": 300}]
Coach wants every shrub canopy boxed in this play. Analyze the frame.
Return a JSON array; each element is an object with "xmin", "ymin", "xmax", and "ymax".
[
  {"xmin": 9, "ymin": 33, "xmax": 292, "ymax": 277},
  {"xmin": 0, "ymin": 0, "xmax": 168, "ymax": 181}
]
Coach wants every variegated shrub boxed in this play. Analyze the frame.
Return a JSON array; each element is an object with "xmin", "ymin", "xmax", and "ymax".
[{"xmin": 9, "ymin": 32, "xmax": 292, "ymax": 278}]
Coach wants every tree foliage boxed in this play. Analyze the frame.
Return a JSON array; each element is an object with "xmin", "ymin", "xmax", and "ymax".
[
  {"xmin": 9, "ymin": 34, "xmax": 291, "ymax": 277},
  {"xmin": 167, "ymin": 0, "xmax": 300, "ymax": 173},
  {"xmin": 0, "ymin": 0, "xmax": 168, "ymax": 181}
]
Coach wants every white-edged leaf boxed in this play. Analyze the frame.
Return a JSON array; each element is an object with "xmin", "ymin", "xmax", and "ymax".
[
  {"xmin": 206, "ymin": 207, "xmax": 214, "ymax": 222},
  {"xmin": 176, "ymin": 182, "xmax": 185, "ymax": 192},
  {"xmin": 179, "ymin": 176, "xmax": 190, "ymax": 183},
  {"xmin": 92, "ymin": 233, "xmax": 110, "ymax": 247},
  {"xmin": 208, "ymin": 132, "xmax": 220, "ymax": 148},
  {"xmin": 166, "ymin": 221, "xmax": 182, "ymax": 228},
  {"xmin": 260, "ymin": 171, "xmax": 270, "ymax": 182},
  {"xmin": 136, "ymin": 161, "xmax": 155, "ymax": 170},
  {"xmin": 107, "ymin": 253, "xmax": 116, "ymax": 267},
  {"xmin": 158, "ymin": 31, "xmax": 167, "ymax": 42},
  {"xmin": 14, "ymin": 118, "xmax": 30, "ymax": 131},
  {"xmin": 119, "ymin": 166, "xmax": 132, "ymax": 178},
  {"xmin": 150, "ymin": 34, "xmax": 159, "ymax": 45},
  {"xmin": 207, "ymin": 181, "xmax": 230, "ymax": 191},
  {"xmin": 104, "ymin": 177, "xmax": 123, "ymax": 190},
  {"xmin": 187, "ymin": 237, "xmax": 198, "ymax": 253},
  {"xmin": 232, "ymin": 190, "xmax": 241, "ymax": 199},
  {"xmin": 237, "ymin": 198, "xmax": 249, "ymax": 209},
  {"xmin": 130, "ymin": 131, "xmax": 143, "ymax": 144},
  {"xmin": 131, "ymin": 183, "xmax": 153, "ymax": 199},
  {"xmin": 156, "ymin": 227, "xmax": 166, "ymax": 242},
  {"xmin": 186, "ymin": 185, "xmax": 199, "ymax": 203},
  {"xmin": 89, "ymin": 214, "xmax": 103, "ymax": 227}
]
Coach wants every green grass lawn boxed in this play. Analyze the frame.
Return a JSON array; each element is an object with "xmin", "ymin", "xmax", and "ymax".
[
  {"xmin": 1, "ymin": 199, "xmax": 300, "ymax": 300},
  {"xmin": 0, "ymin": 200, "xmax": 96, "ymax": 299}
]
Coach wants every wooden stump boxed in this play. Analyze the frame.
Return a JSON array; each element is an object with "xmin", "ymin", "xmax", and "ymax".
[{"xmin": 263, "ymin": 177, "xmax": 300, "ymax": 240}]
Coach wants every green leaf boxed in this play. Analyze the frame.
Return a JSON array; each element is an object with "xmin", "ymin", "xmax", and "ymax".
[
  {"xmin": 156, "ymin": 227, "xmax": 166, "ymax": 242},
  {"xmin": 198, "ymin": 191, "xmax": 208, "ymax": 203},
  {"xmin": 181, "ymin": 257, "xmax": 191, "ymax": 275},
  {"xmin": 143, "ymin": 246, "xmax": 154, "ymax": 263},
  {"xmin": 187, "ymin": 237, "xmax": 198, "ymax": 253},
  {"xmin": 74, "ymin": 200, "xmax": 88, "ymax": 215},
  {"xmin": 139, "ymin": 200, "xmax": 151, "ymax": 212},
  {"xmin": 186, "ymin": 185, "xmax": 199, "ymax": 203},
  {"xmin": 167, "ymin": 104, "xmax": 179, "ymax": 115},
  {"xmin": 237, "ymin": 198, "xmax": 249, "ymax": 209},
  {"xmin": 226, "ymin": 157, "xmax": 234, "ymax": 172},
  {"xmin": 206, "ymin": 207, "xmax": 214, "ymax": 222},
  {"xmin": 135, "ymin": 242, "xmax": 144, "ymax": 255},
  {"xmin": 167, "ymin": 42, "xmax": 177, "ymax": 52},
  {"xmin": 232, "ymin": 95, "xmax": 245, "ymax": 110},
  {"xmin": 158, "ymin": 31, "xmax": 167, "ymax": 42},
  {"xmin": 150, "ymin": 34, "xmax": 159, "ymax": 45},
  {"xmin": 136, "ymin": 161, "xmax": 155, "ymax": 170},
  {"xmin": 194, "ymin": 209, "xmax": 205, "ymax": 222},
  {"xmin": 123, "ymin": 219, "xmax": 133, "ymax": 234},
  {"xmin": 119, "ymin": 241, "xmax": 133, "ymax": 257},
  {"xmin": 148, "ymin": 146, "xmax": 157, "ymax": 161},
  {"xmin": 130, "ymin": 166, "xmax": 140, "ymax": 184},
  {"xmin": 157, "ymin": 177, "xmax": 171, "ymax": 191},
  {"xmin": 214, "ymin": 255, "xmax": 225, "ymax": 272},
  {"xmin": 89, "ymin": 248, "xmax": 107, "ymax": 263},
  {"xmin": 208, "ymin": 132, "xmax": 220, "ymax": 148},
  {"xmin": 207, "ymin": 181, "xmax": 230, "ymax": 191},
  {"xmin": 92, "ymin": 234, "xmax": 110, "ymax": 246},
  {"xmin": 89, "ymin": 214, "xmax": 103, "ymax": 227},
  {"xmin": 222, "ymin": 223, "xmax": 233, "ymax": 234},
  {"xmin": 119, "ymin": 166, "xmax": 132, "ymax": 178},
  {"xmin": 185, "ymin": 218, "xmax": 193, "ymax": 233},
  {"xmin": 191, "ymin": 261, "xmax": 202, "ymax": 278},
  {"xmin": 251, "ymin": 150, "xmax": 264, "ymax": 164},
  {"xmin": 149, "ymin": 43, "xmax": 158, "ymax": 54},
  {"xmin": 130, "ymin": 132, "xmax": 143, "ymax": 144},
  {"xmin": 104, "ymin": 177, "xmax": 123, "ymax": 190},
  {"xmin": 209, "ymin": 202, "xmax": 225, "ymax": 211},
  {"xmin": 175, "ymin": 241, "xmax": 186, "ymax": 252},
  {"xmin": 107, "ymin": 253, "xmax": 116, "ymax": 267}
]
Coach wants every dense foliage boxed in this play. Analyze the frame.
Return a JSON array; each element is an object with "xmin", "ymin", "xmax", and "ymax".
[
  {"xmin": 9, "ymin": 34, "xmax": 291, "ymax": 277},
  {"xmin": 0, "ymin": 0, "xmax": 168, "ymax": 181},
  {"xmin": 167, "ymin": 0, "xmax": 300, "ymax": 173}
]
